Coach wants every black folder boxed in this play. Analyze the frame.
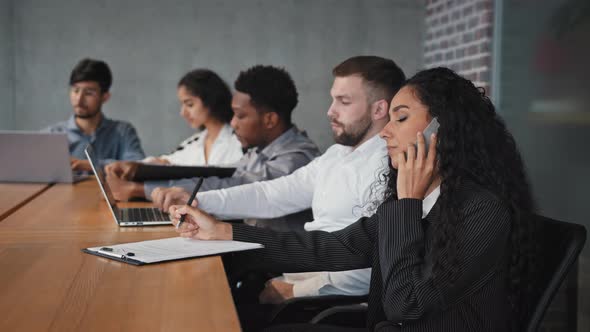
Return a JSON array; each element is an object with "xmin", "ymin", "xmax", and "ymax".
[{"xmin": 132, "ymin": 164, "xmax": 236, "ymax": 181}]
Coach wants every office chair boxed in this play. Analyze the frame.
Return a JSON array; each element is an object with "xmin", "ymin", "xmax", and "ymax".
[
  {"xmin": 524, "ymin": 214, "xmax": 586, "ymax": 332},
  {"xmin": 267, "ymin": 294, "xmax": 368, "ymax": 326},
  {"xmin": 306, "ymin": 213, "xmax": 587, "ymax": 330},
  {"xmin": 309, "ymin": 302, "xmax": 368, "ymax": 325}
]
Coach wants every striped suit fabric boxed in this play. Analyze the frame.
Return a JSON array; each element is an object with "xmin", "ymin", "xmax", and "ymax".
[{"xmin": 232, "ymin": 181, "xmax": 514, "ymax": 332}]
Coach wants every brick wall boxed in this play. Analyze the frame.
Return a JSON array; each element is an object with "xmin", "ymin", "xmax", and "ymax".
[
  {"xmin": 423, "ymin": 0, "xmax": 494, "ymax": 95},
  {"xmin": 423, "ymin": 1, "xmax": 582, "ymax": 331}
]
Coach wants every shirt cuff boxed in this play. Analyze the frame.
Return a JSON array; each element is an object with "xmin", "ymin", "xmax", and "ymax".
[
  {"xmin": 291, "ymin": 273, "xmax": 330, "ymax": 298},
  {"xmin": 196, "ymin": 191, "xmax": 215, "ymax": 213}
]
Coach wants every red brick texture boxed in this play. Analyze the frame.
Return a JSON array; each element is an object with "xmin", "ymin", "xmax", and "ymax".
[{"xmin": 423, "ymin": 0, "xmax": 494, "ymax": 96}]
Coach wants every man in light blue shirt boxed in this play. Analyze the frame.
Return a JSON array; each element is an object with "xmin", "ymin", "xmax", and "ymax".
[{"xmin": 43, "ymin": 58, "xmax": 145, "ymax": 171}]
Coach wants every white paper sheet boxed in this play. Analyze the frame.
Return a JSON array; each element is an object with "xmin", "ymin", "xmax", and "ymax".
[{"xmin": 86, "ymin": 237, "xmax": 263, "ymax": 264}]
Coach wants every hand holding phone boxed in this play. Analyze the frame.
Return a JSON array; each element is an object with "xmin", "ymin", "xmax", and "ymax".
[
  {"xmin": 397, "ymin": 118, "xmax": 440, "ymax": 199},
  {"xmin": 421, "ymin": 117, "xmax": 439, "ymax": 153}
]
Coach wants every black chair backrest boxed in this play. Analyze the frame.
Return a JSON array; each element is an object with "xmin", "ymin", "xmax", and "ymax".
[{"xmin": 525, "ymin": 214, "xmax": 586, "ymax": 332}]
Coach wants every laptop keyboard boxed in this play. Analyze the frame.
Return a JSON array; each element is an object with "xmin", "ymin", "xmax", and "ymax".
[{"xmin": 123, "ymin": 208, "xmax": 169, "ymax": 222}]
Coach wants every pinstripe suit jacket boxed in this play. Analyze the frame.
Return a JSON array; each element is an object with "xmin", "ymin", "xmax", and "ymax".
[{"xmin": 232, "ymin": 181, "xmax": 512, "ymax": 331}]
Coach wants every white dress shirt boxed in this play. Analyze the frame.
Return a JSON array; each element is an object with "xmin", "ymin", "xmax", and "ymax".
[
  {"xmin": 276, "ymin": 186, "xmax": 440, "ymax": 298},
  {"xmin": 198, "ymin": 134, "xmax": 389, "ymax": 297},
  {"xmin": 143, "ymin": 124, "xmax": 243, "ymax": 166},
  {"xmin": 422, "ymin": 185, "xmax": 440, "ymax": 218}
]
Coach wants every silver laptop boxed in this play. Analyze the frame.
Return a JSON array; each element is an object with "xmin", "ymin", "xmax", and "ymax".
[
  {"xmin": 0, "ymin": 131, "xmax": 88, "ymax": 183},
  {"xmin": 85, "ymin": 145, "xmax": 171, "ymax": 226}
]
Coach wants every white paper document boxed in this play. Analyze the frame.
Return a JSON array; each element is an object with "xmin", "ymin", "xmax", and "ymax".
[{"xmin": 85, "ymin": 237, "xmax": 263, "ymax": 265}]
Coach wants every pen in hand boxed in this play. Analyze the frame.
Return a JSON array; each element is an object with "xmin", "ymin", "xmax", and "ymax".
[{"xmin": 176, "ymin": 177, "xmax": 204, "ymax": 229}]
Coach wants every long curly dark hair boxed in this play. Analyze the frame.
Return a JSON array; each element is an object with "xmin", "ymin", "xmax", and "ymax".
[{"xmin": 380, "ymin": 67, "xmax": 536, "ymax": 329}]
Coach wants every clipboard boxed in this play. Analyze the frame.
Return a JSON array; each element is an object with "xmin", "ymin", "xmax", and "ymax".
[
  {"xmin": 82, "ymin": 248, "xmax": 146, "ymax": 265},
  {"xmin": 83, "ymin": 237, "xmax": 263, "ymax": 266}
]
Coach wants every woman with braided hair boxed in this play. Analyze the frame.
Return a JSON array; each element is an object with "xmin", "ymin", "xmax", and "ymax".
[{"xmin": 169, "ymin": 67, "xmax": 536, "ymax": 332}]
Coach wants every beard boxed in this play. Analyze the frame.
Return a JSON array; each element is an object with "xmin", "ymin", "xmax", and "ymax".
[
  {"xmin": 332, "ymin": 115, "xmax": 373, "ymax": 147},
  {"xmin": 74, "ymin": 107, "xmax": 101, "ymax": 119}
]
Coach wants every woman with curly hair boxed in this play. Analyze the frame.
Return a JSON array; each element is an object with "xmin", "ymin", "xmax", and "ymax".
[{"xmin": 169, "ymin": 67, "xmax": 536, "ymax": 332}]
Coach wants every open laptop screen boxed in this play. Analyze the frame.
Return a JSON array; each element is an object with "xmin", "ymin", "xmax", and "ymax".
[
  {"xmin": 84, "ymin": 145, "xmax": 119, "ymax": 215},
  {"xmin": 0, "ymin": 131, "xmax": 75, "ymax": 183}
]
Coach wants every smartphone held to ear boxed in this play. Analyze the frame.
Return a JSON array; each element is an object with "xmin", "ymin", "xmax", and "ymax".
[{"xmin": 421, "ymin": 117, "xmax": 439, "ymax": 153}]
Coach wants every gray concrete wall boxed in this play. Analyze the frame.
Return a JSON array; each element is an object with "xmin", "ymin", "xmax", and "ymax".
[
  {"xmin": 6, "ymin": 0, "xmax": 424, "ymax": 154},
  {"xmin": 0, "ymin": 0, "xmax": 14, "ymax": 129}
]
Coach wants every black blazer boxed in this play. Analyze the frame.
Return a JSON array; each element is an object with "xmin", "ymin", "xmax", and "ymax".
[{"xmin": 232, "ymin": 181, "xmax": 512, "ymax": 332}]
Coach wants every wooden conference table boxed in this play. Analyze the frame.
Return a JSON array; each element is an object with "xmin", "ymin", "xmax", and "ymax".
[
  {"xmin": 0, "ymin": 179, "xmax": 241, "ymax": 332},
  {"xmin": 0, "ymin": 183, "xmax": 49, "ymax": 221}
]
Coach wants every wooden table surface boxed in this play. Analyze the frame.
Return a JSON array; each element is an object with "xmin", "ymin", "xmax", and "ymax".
[
  {"xmin": 0, "ymin": 183, "xmax": 50, "ymax": 221},
  {"xmin": 0, "ymin": 180, "xmax": 241, "ymax": 332}
]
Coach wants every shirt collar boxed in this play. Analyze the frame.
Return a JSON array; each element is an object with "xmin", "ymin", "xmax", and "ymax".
[
  {"xmin": 66, "ymin": 115, "xmax": 79, "ymax": 131},
  {"xmin": 257, "ymin": 126, "xmax": 299, "ymax": 157},
  {"xmin": 423, "ymin": 185, "xmax": 440, "ymax": 218},
  {"xmin": 66, "ymin": 114, "xmax": 110, "ymax": 134},
  {"xmin": 352, "ymin": 134, "xmax": 385, "ymax": 155},
  {"xmin": 198, "ymin": 124, "xmax": 234, "ymax": 147},
  {"xmin": 217, "ymin": 124, "xmax": 234, "ymax": 141}
]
